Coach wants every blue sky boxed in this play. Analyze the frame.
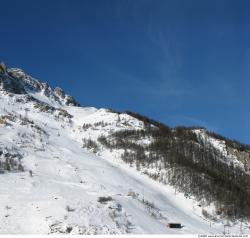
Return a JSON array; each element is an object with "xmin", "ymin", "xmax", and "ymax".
[{"xmin": 0, "ymin": 0, "xmax": 249, "ymax": 143}]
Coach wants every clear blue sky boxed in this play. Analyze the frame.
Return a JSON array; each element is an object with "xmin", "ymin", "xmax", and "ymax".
[{"xmin": 0, "ymin": 0, "xmax": 249, "ymax": 143}]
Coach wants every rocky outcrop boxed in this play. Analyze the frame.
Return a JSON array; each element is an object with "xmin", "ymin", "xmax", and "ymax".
[
  {"xmin": 0, "ymin": 64, "xmax": 26, "ymax": 94},
  {"xmin": 0, "ymin": 62, "xmax": 7, "ymax": 74},
  {"xmin": 54, "ymin": 87, "xmax": 80, "ymax": 106},
  {"xmin": 54, "ymin": 87, "xmax": 65, "ymax": 98},
  {"xmin": 64, "ymin": 95, "xmax": 80, "ymax": 106}
]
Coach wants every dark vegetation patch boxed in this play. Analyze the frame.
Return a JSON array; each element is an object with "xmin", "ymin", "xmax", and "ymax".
[
  {"xmin": 98, "ymin": 196, "xmax": 113, "ymax": 204},
  {"xmin": 97, "ymin": 111, "xmax": 250, "ymax": 220}
]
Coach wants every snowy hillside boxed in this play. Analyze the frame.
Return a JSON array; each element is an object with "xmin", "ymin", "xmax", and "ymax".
[{"xmin": 0, "ymin": 63, "xmax": 249, "ymax": 234}]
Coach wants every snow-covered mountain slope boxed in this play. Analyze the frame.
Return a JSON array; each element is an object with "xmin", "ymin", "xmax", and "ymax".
[{"xmin": 0, "ymin": 63, "xmax": 249, "ymax": 234}]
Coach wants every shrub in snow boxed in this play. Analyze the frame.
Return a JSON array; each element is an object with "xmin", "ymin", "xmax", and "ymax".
[
  {"xmin": 66, "ymin": 205, "xmax": 75, "ymax": 212},
  {"xmin": 98, "ymin": 196, "xmax": 113, "ymax": 203}
]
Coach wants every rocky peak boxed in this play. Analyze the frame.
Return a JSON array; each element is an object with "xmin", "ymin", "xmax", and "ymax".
[{"xmin": 0, "ymin": 63, "xmax": 80, "ymax": 107}]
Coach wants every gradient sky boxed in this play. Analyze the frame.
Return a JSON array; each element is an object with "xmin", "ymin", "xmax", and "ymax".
[{"xmin": 0, "ymin": 0, "xmax": 249, "ymax": 143}]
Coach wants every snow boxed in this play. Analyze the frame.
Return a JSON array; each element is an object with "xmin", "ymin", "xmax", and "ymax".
[
  {"xmin": 0, "ymin": 90, "xmax": 249, "ymax": 234},
  {"xmin": 27, "ymin": 89, "xmax": 58, "ymax": 106}
]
